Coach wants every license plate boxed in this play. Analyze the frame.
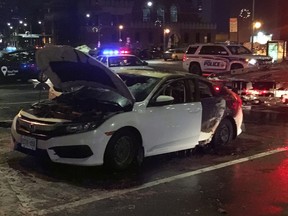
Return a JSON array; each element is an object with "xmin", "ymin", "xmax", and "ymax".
[{"xmin": 21, "ymin": 136, "xmax": 37, "ymax": 151}]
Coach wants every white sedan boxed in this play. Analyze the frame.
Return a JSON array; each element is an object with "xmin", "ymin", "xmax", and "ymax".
[{"xmin": 11, "ymin": 46, "xmax": 243, "ymax": 170}]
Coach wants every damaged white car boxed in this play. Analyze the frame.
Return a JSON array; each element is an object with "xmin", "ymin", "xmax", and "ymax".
[{"xmin": 11, "ymin": 46, "xmax": 243, "ymax": 170}]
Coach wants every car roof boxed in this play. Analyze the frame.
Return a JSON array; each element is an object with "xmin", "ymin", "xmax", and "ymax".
[
  {"xmin": 4, "ymin": 49, "xmax": 36, "ymax": 54},
  {"xmin": 188, "ymin": 43, "xmax": 243, "ymax": 47}
]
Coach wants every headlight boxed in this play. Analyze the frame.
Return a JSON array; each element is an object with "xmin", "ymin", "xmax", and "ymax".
[
  {"xmin": 248, "ymin": 58, "xmax": 257, "ymax": 65},
  {"xmin": 66, "ymin": 122, "xmax": 100, "ymax": 134}
]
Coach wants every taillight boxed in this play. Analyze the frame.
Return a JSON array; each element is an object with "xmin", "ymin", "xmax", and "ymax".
[
  {"xmin": 183, "ymin": 53, "xmax": 187, "ymax": 61},
  {"xmin": 120, "ymin": 50, "xmax": 130, "ymax": 54},
  {"xmin": 214, "ymin": 86, "xmax": 220, "ymax": 92},
  {"xmin": 230, "ymin": 93, "xmax": 242, "ymax": 111}
]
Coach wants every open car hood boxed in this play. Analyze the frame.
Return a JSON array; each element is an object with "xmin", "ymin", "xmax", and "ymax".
[{"xmin": 36, "ymin": 45, "xmax": 135, "ymax": 103}]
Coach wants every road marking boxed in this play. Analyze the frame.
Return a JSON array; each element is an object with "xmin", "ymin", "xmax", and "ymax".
[{"xmin": 35, "ymin": 147, "xmax": 288, "ymax": 215}]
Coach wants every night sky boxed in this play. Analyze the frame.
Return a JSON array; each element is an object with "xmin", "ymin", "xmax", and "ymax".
[
  {"xmin": 212, "ymin": 0, "xmax": 231, "ymax": 33},
  {"xmin": 212, "ymin": 0, "xmax": 281, "ymax": 36}
]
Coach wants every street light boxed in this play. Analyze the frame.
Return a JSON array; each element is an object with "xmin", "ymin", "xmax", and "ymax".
[
  {"xmin": 254, "ymin": 21, "xmax": 261, "ymax": 29},
  {"xmin": 163, "ymin": 28, "xmax": 170, "ymax": 51},
  {"xmin": 119, "ymin": 25, "xmax": 124, "ymax": 42},
  {"xmin": 251, "ymin": 0, "xmax": 256, "ymax": 53},
  {"xmin": 251, "ymin": 21, "xmax": 262, "ymax": 53}
]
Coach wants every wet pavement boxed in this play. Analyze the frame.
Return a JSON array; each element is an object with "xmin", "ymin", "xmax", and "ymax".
[{"xmin": 53, "ymin": 151, "xmax": 288, "ymax": 216}]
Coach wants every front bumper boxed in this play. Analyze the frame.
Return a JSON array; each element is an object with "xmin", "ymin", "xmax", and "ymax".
[{"xmin": 11, "ymin": 117, "xmax": 110, "ymax": 166}]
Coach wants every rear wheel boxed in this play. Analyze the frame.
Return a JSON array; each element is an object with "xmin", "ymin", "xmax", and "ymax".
[
  {"xmin": 104, "ymin": 129, "xmax": 141, "ymax": 170},
  {"xmin": 211, "ymin": 119, "xmax": 233, "ymax": 147},
  {"xmin": 189, "ymin": 63, "xmax": 202, "ymax": 76}
]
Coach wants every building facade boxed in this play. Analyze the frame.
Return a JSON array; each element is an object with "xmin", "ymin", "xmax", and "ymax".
[{"xmin": 44, "ymin": 0, "xmax": 216, "ymax": 50}]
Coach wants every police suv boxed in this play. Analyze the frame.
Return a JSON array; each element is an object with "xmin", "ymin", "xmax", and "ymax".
[{"xmin": 182, "ymin": 43, "xmax": 273, "ymax": 76}]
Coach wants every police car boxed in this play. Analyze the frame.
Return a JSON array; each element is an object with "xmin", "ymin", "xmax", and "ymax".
[
  {"xmin": 95, "ymin": 54, "xmax": 152, "ymax": 72},
  {"xmin": 182, "ymin": 43, "xmax": 273, "ymax": 76}
]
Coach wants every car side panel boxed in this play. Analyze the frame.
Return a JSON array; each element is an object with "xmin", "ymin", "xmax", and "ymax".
[
  {"xmin": 96, "ymin": 101, "xmax": 202, "ymax": 157},
  {"xmin": 198, "ymin": 97, "xmax": 226, "ymax": 142},
  {"xmin": 137, "ymin": 102, "xmax": 202, "ymax": 156}
]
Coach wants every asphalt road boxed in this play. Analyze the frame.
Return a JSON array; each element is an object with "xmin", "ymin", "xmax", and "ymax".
[{"xmin": 0, "ymin": 63, "xmax": 288, "ymax": 216}]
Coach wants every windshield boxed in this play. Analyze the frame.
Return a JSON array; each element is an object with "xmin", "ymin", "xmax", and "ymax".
[
  {"xmin": 2, "ymin": 50, "xmax": 35, "ymax": 62},
  {"xmin": 227, "ymin": 46, "xmax": 252, "ymax": 55},
  {"xmin": 108, "ymin": 56, "xmax": 144, "ymax": 67},
  {"xmin": 119, "ymin": 73, "xmax": 161, "ymax": 102}
]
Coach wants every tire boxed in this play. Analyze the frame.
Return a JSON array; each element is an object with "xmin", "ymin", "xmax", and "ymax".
[
  {"xmin": 164, "ymin": 58, "xmax": 167, "ymax": 61},
  {"xmin": 230, "ymin": 64, "xmax": 243, "ymax": 74},
  {"xmin": 37, "ymin": 71, "xmax": 48, "ymax": 83},
  {"xmin": 174, "ymin": 55, "xmax": 178, "ymax": 61},
  {"xmin": 189, "ymin": 63, "xmax": 202, "ymax": 76},
  {"xmin": 211, "ymin": 119, "xmax": 233, "ymax": 147},
  {"xmin": 104, "ymin": 129, "xmax": 141, "ymax": 170}
]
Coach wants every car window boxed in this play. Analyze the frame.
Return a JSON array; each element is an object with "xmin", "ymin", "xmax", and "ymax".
[
  {"xmin": 118, "ymin": 73, "xmax": 161, "ymax": 102},
  {"xmin": 108, "ymin": 56, "xmax": 143, "ymax": 67},
  {"xmin": 157, "ymin": 79, "xmax": 187, "ymax": 104},
  {"xmin": 199, "ymin": 80, "xmax": 214, "ymax": 98},
  {"xmin": 199, "ymin": 45, "xmax": 228, "ymax": 55},
  {"xmin": 96, "ymin": 56, "xmax": 107, "ymax": 64},
  {"xmin": 2, "ymin": 51, "xmax": 35, "ymax": 62},
  {"xmin": 186, "ymin": 46, "xmax": 198, "ymax": 54},
  {"xmin": 187, "ymin": 79, "xmax": 196, "ymax": 102},
  {"xmin": 95, "ymin": 56, "xmax": 102, "ymax": 61},
  {"xmin": 227, "ymin": 45, "xmax": 252, "ymax": 55},
  {"xmin": 176, "ymin": 49, "xmax": 184, "ymax": 53}
]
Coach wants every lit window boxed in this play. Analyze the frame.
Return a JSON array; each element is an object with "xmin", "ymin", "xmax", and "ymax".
[
  {"xmin": 170, "ymin": 5, "xmax": 178, "ymax": 22},
  {"xmin": 143, "ymin": 8, "xmax": 151, "ymax": 22},
  {"xmin": 157, "ymin": 8, "xmax": 165, "ymax": 23}
]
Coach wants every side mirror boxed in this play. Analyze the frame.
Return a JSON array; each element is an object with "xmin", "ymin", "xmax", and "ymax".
[
  {"xmin": 149, "ymin": 95, "xmax": 174, "ymax": 106},
  {"xmin": 156, "ymin": 95, "xmax": 174, "ymax": 103}
]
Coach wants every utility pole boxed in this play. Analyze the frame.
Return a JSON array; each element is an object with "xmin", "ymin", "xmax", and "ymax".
[{"xmin": 251, "ymin": 0, "xmax": 255, "ymax": 53}]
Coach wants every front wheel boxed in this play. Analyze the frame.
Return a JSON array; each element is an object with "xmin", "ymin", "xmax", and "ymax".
[
  {"xmin": 189, "ymin": 63, "xmax": 202, "ymax": 76},
  {"xmin": 211, "ymin": 119, "xmax": 233, "ymax": 147},
  {"xmin": 230, "ymin": 64, "xmax": 244, "ymax": 74},
  {"xmin": 104, "ymin": 129, "xmax": 140, "ymax": 170}
]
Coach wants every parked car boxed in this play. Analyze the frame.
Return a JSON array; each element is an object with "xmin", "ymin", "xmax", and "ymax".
[
  {"xmin": 137, "ymin": 48, "xmax": 163, "ymax": 60},
  {"xmin": 163, "ymin": 48, "xmax": 185, "ymax": 61},
  {"xmin": 0, "ymin": 49, "xmax": 48, "ymax": 82},
  {"xmin": 11, "ymin": 45, "xmax": 243, "ymax": 170},
  {"xmin": 183, "ymin": 43, "xmax": 273, "ymax": 76},
  {"xmin": 95, "ymin": 54, "xmax": 152, "ymax": 72}
]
